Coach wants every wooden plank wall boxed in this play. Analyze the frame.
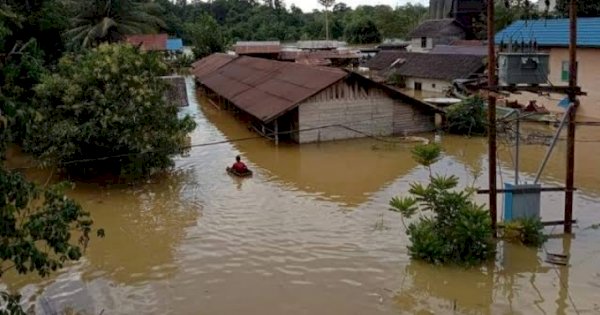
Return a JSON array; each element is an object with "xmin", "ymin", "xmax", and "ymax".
[{"xmin": 298, "ymin": 81, "xmax": 435, "ymax": 143}]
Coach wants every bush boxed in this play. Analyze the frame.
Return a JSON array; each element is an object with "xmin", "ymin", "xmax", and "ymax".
[
  {"xmin": 389, "ymin": 143, "xmax": 495, "ymax": 265},
  {"xmin": 500, "ymin": 217, "xmax": 547, "ymax": 247},
  {"xmin": 25, "ymin": 43, "xmax": 196, "ymax": 177},
  {"xmin": 445, "ymin": 96, "xmax": 487, "ymax": 136}
]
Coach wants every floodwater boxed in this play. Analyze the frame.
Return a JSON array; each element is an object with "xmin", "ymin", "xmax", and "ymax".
[{"xmin": 2, "ymin": 79, "xmax": 600, "ymax": 314}]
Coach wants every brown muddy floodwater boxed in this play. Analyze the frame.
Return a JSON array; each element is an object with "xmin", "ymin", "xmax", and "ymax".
[{"xmin": 2, "ymin": 79, "xmax": 600, "ymax": 314}]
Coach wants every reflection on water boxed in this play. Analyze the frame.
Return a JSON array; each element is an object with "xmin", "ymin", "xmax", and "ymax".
[{"xmin": 1, "ymin": 78, "xmax": 600, "ymax": 314}]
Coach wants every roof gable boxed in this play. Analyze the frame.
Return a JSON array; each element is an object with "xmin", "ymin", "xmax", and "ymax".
[{"xmin": 495, "ymin": 18, "xmax": 600, "ymax": 48}]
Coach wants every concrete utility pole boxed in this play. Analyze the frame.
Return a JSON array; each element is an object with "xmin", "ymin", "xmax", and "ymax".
[
  {"xmin": 565, "ymin": 0, "xmax": 578, "ymax": 234},
  {"xmin": 487, "ymin": 0, "xmax": 498, "ymax": 236}
]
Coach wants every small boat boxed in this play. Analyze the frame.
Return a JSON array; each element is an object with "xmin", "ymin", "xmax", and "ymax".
[{"xmin": 226, "ymin": 167, "xmax": 253, "ymax": 177}]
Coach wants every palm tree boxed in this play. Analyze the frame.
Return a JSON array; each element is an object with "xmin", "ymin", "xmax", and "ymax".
[
  {"xmin": 318, "ymin": 0, "xmax": 335, "ymax": 41},
  {"xmin": 65, "ymin": 0, "xmax": 166, "ymax": 49}
]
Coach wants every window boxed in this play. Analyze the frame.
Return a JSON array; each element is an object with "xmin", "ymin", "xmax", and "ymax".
[
  {"xmin": 414, "ymin": 82, "xmax": 422, "ymax": 90},
  {"xmin": 561, "ymin": 61, "xmax": 569, "ymax": 82},
  {"xmin": 421, "ymin": 37, "xmax": 427, "ymax": 48},
  {"xmin": 432, "ymin": 83, "xmax": 436, "ymax": 88}
]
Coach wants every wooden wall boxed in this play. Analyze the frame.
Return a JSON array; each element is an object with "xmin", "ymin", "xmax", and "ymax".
[{"xmin": 297, "ymin": 81, "xmax": 435, "ymax": 143}]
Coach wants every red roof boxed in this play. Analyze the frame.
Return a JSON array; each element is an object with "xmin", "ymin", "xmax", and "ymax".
[
  {"xmin": 191, "ymin": 53, "xmax": 237, "ymax": 80},
  {"xmin": 125, "ymin": 34, "xmax": 168, "ymax": 51},
  {"xmin": 194, "ymin": 55, "xmax": 348, "ymax": 122},
  {"xmin": 234, "ymin": 41, "xmax": 281, "ymax": 55}
]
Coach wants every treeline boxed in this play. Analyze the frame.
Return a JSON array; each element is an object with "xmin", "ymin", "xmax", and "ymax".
[{"xmin": 157, "ymin": 0, "xmax": 429, "ymax": 44}]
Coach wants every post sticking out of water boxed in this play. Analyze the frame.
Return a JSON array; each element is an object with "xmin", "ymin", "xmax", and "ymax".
[
  {"xmin": 487, "ymin": 0, "xmax": 498, "ymax": 237},
  {"xmin": 565, "ymin": 0, "xmax": 579, "ymax": 234}
]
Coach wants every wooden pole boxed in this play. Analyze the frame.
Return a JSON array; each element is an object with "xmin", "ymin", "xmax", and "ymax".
[
  {"xmin": 565, "ymin": 0, "xmax": 578, "ymax": 234},
  {"xmin": 487, "ymin": 0, "xmax": 498, "ymax": 236}
]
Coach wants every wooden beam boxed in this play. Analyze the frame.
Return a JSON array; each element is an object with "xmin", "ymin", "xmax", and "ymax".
[
  {"xmin": 483, "ymin": 85, "xmax": 586, "ymax": 96},
  {"xmin": 477, "ymin": 187, "xmax": 576, "ymax": 194}
]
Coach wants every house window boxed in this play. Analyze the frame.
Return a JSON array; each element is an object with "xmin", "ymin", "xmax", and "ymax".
[
  {"xmin": 421, "ymin": 37, "xmax": 427, "ymax": 48},
  {"xmin": 432, "ymin": 83, "xmax": 436, "ymax": 89},
  {"xmin": 561, "ymin": 61, "xmax": 570, "ymax": 82},
  {"xmin": 414, "ymin": 82, "xmax": 422, "ymax": 90}
]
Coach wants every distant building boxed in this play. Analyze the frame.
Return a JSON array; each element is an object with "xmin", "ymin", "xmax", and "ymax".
[
  {"xmin": 496, "ymin": 18, "xmax": 600, "ymax": 120},
  {"xmin": 407, "ymin": 19, "xmax": 468, "ymax": 53},
  {"xmin": 430, "ymin": 41, "xmax": 487, "ymax": 56},
  {"xmin": 297, "ymin": 40, "xmax": 347, "ymax": 51},
  {"xmin": 125, "ymin": 34, "xmax": 184, "ymax": 54},
  {"xmin": 429, "ymin": 0, "xmax": 486, "ymax": 32},
  {"xmin": 234, "ymin": 41, "xmax": 282, "ymax": 59},
  {"xmin": 191, "ymin": 54, "xmax": 439, "ymax": 143},
  {"xmin": 374, "ymin": 52, "xmax": 484, "ymax": 93}
]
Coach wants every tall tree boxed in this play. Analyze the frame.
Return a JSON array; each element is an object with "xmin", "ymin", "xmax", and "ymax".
[
  {"xmin": 184, "ymin": 14, "xmax": 227, "ymax": 58},
  {"xmin": 65, "ymin": 0, "xmax": 166, "ymax": 49},
  {"xmin": 318, "ymin": 0, "xmax": 335, "ymax": 40}
]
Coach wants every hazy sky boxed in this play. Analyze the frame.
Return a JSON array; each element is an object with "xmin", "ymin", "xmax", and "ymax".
[{"xmin": 288, "ymin": 0, "xmax": 428, "ymax": 12}]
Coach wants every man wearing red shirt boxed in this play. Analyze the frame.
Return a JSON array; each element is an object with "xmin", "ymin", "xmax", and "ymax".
[{"xmin": 231, "ymin": 155, "xmax": 248, "ymax": 173}]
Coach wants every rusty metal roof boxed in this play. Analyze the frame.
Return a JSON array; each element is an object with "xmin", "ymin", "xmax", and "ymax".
[
  {"xmin": 191, "ymin": 53, "xmax": 237, "ymax": 80},
  {"xmin": 195, "ymin": 55, "xmax": 347, "ymax": 122},
  {"xmin": 234, "ymin": 41, "xmax": 281, "ymax": 55},
  {"xmin": 125, "ymin": 34, "xmax": 168, "ymax": 51}
]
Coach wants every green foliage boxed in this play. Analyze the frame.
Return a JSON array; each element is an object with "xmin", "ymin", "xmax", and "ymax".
[
  {"xmin": 0, "ymin": 167, "xmax": 103, "ymax": 314},
  {"xmin": 500, "ymin": 217, "xmax": 547, "ymax": 247},
  {"xmin": 556, "ymin": 0, "xmax": 600, "ymax": 17},
  {"xmin": 25, "ymin": 43, "xmax": 196, "ymax": 177},
  {"xmin": 65, "ymin": 0, "xmax": 166, "ymax": 49},
  {"xmin": 445, "ymin": 96, "xmax": 488, "ymax": 136},
  {"xmin": 411, "ymin": 143, "xmax": 442, "ymax": 169},
  {"xmin": 184, "ymin": 14, "xmax": 227, "ymax": 59},
  {"xmin": 389, "ymin": 143, "xmax": 494, "ymax": 266},
  {"xmin": 344, "ymin": 18, "xmax": 382, "ymax": 44}
]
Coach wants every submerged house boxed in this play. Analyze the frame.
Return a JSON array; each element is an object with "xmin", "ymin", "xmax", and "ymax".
[
  {"xmin": 407, "ymin": 19, "xmax": 468, "ymax": 53},
  {"xmin": 192, "ymin": 54, "xmax": 439, "ymax": 143}
]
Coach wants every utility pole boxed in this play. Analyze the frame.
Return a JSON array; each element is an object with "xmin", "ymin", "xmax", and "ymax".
[
  {"xmin": 487, "ymin": 0, "xmax": 498, "ymax": 236},
  {"xmin": 565, "ymin": 0, "xmax": 578, "ymax": 234}
]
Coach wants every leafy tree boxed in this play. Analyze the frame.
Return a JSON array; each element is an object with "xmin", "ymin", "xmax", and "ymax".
[
  {"xmin": 184, "ymin": 14, "xmax": 227, "ymax": 59},
  {"xmin": 556, "ymin": 0, "xmax": 600, "ymax": 17},
  {"xmin": 25, "ymin": 44, "xmax": 196, "ymax": 177},
  {"xmin": 318, "ymin": 0, "xmax": 336, "ymax": 40},
  {"xmin": 344, "ymin": 18, "xmax": 381, "ymax": 44},
  {"xmin": 65, "ymin": 0, "xmax": 166, "ymax": 49},
  {"xmin": 445, "ymin": 96, "xmax": 488, "ymax": 136},
  {"xmin": 389, "ymin": 143, "xmax": 495, "ymax": 265}
]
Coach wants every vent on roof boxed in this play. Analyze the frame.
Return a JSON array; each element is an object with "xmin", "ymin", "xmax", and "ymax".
[{"xmin": 498, "ymin": 52, "xmax": 550, "ymax": 86}]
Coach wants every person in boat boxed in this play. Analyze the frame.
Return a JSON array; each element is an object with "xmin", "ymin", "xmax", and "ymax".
[{"xmin": 231, "ymin": 155, "xmax": 248, "ymax": 173}]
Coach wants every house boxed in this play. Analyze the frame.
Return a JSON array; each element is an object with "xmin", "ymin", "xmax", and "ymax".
[
  {"xmin": 430, "ymin": 40, "xmax": 487, "ymax": 56},
  {"xmin": 234, "ymin": 41, "xmax": 282, "ymax": 59},
  {"xmin": 407, "ymin": 19, "xmax": 468, "ymax": 53},
  {"xmin": 382, "ymin": 53, "xmax": 485, "ymax": 93},
  {"xmin": 191, "ymin": 54, "xmax": 439, "ymax": 143},
  {"xmin": 297, "ymin": 40, "xmax": 347, "ymax": 51},
  {"xmin": 125, "ymin": 34, "xmax": 184, "ymax": 54},
  {"xmin": 495, "ymin": 18, "xmax": 600, "ymax": 120}
]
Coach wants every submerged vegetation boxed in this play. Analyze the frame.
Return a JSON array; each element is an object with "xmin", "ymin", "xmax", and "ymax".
[
  {"xmin": 500, "ymin": 217, "xmax": 548, "ymax": 247},
  {"xmin": 445, "ymin": 96, "xmax": 488, "ymax": 136},
  {"xmin": 389, "ymin": 144, "xmax": 495, "ymax": 265}
]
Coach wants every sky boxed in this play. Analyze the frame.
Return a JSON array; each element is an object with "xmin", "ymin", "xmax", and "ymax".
[{"xmin": 288, "ymin": 0, "xmax": 428, "ymax": 13}]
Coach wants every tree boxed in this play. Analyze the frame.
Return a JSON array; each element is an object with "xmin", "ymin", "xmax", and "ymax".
[
  {"xmin": 344, "ymin": 18, "xmax": 381, "ymax": 44},
  {"xmin": 65, "ymin": 0, "xmax": 166, "ymax": 49},
  {"xmin": 318, "ymin": 0, "xmax": 335, "ymax": 40},
  {"xmin": 184, "ymin": 14, "xmax": 227, "ymax": 59},
  {"xmin": 556, "ymin": 0, "xmax": 600, "ymax": 17},
  {"xmin": 25, "ymin": 44, "xmax": 196, "ymax": 177}
]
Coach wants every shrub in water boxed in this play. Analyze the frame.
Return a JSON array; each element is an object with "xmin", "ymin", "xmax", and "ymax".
[
  {"xmin": 389, "ymin": 143, "xmax": 495, "ymax": 265},
  {"xmin": 500, "ymin": 217, "xmax": 547, "ymax": 247},
  {"xmin": 445, "ymin": 96, "xmax": 487, "ymax": 136}
]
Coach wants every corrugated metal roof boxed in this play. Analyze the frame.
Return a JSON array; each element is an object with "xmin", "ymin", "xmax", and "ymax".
[
  {"xmin": 167, "ymin": 38, "xmax": 183, "ymax": 51},
  {"xmin": 195, "ymin": 55, "xmax": 347, "ymax": 122},
  {"xmin": 125, "ymin": 34, "xmax": 168, "ymax": 51},
  {"xmin": 384, "ymin": 53, "xmax": 485, "ymax": 81},
  {"xmin": 297, "ymin": 40, "xmax": 346, "ymax": 50},
  {"xmin": 279, "ymin": 50, "xmax": 360, "ymax": 61},
  {"xmin": 365, "ymin": 51, "xmax": 411, "ymax": 71},
  {"xmin": 495, "ymin": 18, "xmax": 600, "ymax": 48},
  {"xmin": 191, "ymin": 53, "xmax": 237, "ymax": 80},
  {"xmin": 430, "ymin": 45, "xmax": 487, "ymax": 56},
  {"xmin": 234, "ymin": 41, "xmax": 281, "ymax": 54}
]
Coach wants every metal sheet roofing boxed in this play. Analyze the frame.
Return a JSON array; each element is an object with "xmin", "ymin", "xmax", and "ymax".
[
  {"xmin": 384, "ymin": 53, "xmax": 485, "ymax": 81},
  {"xmin": 194, "ymin": 55, "xmax": 348, "ymax": 122},
  {"xmin": 234, "ymin": 41, "xmax": 281, "ymax": 54},
  {"xmin": 407, "ymin": 19, "xmax": 466, "ymax": 38},
  {"xmin": 495, "ymin": 18, "xmax": 600, "ymax": 48},
  {"xmin": 125, "ymin": 34, "xmax": 168, "ymax": 51},
  {"xmin": 191, "ymin": 53, "xmax": 237, "ymax": 80},
  {"xmin": 166, "ymin": 38, "xmax": 183, "ymax": 51},
  {"xmin": 430, "ymin": 44, "xmax": 487, "ymax": 56}
]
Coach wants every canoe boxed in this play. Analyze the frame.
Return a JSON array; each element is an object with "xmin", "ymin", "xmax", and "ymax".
[{"xmin": 226, "ymin": 167, "xmax": 253, "ymax": 177}]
